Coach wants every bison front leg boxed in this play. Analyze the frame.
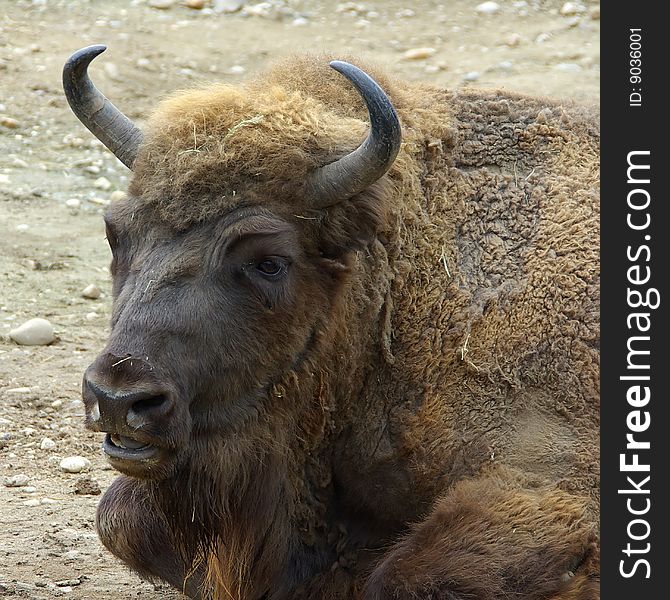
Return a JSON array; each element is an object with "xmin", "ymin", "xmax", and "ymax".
[
  {"xmin": 96, "ymin": 476, "xmax": 205, "ymax": 599},
  {"xmin": 363, "ymin": 476, "xmax": 599, "ymax": 600}
]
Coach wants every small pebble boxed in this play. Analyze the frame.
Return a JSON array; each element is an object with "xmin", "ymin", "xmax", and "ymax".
[
  {"xmin": 396, "ymin": 8, "xmax": 415, "ymax": 18},
  {"xmin": 1, "ymin": 116, "xmax": 20, "ymax": 129},
  {"xmin": 40, "ymin": 437, "xmax": 56, "ymax": 450},
  {"xmin": 89, "ymin": 197, "xmax": 110, "ymax": 206},
  {"xmin": 214, "ymin": 0, "xmax": 245, "ymax": 13},
  {"xmin": 22, "ymin": 486, "xmax": 37, "ymax": 493},
  {"xmin": 94, "ymin": 176, "xmax": 112, "ymax": 191},
  {"xmin": 65, "ymin": 198, "xmax": 81, "ymax": 214},
  {"xmin": 104, "ymin": 62, "xmax": 120, "ymax": 80},
  {"xmin": 51, "ymin": 399, "xmax": 63, "ymax": 409},
  {"xmin": 23, "ymin": 499, "xmax": 41, "ymax": 507},
  {"xmin": 16, "ymin": 223, "xmax": 28, "ymax": 231},
  {"xmin": 41, "ymin": 497, "xmax": 57, "ymax": 504},
  {"xmin": 476, "ymin": 2, "xmax": 500, "ymax": 15},
  {"xmin": 82, "ymin": 284, "xmax": 101, "ymax": 300},
  {"xmin": 185, "ymin": 0, "xmax": 206, "ymax": 8},
  {"xmin": 9, "ymin": 318, "xmax": 56, "ymax": 346},
  {"xmin": 0, "ymin": 174, "xmax": 10, "ymax": 184},
  {"xmin": 505, "ymin": 33, "xmax": 522, "ymax": 47},
  {"xmin": 11, "ymin": 157, "xmax": 28, "ymax": 168},
  {"xmin": 6, "ymin": 387, "xmax": 32, "ymax": 394},
  {"xmin": 74, "ymin": 475, "xmax": 102, "ymax": 495},
  {"xmin": 148, "ymin": 0, "xmax": 175, "ymax": 8},
  {"xmin": 560, "ymin": 2, "xmax": 582, "ymax": 16},
  {"xmin": 403, "ymin": 47, "xmax": 436, "ymax": 60},
  {"xmin": 3, "ymin": 474, "xmax": 30, "ymax": 487},
  {"xmin": 60, "ymin": 456, "xmax": 91, "ymax": 474},
  {"xmin": 554, "ymin": 62, "xmax": 582, "ymax": 73},
  {"xmin": 85, "ymin": 312, "xmax": 99, "ymax": 321},
  {"xmin": 463, "ymin": 71, "xmax": 481, "ymax": 81}
]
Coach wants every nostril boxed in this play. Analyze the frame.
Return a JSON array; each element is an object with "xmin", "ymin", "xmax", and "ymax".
[
  {"xmin": 132, "ymin": 394, "xmax": 168, "ymax": 414},
  {"xmin": 127, "ymin": 394, "xmax": 171, "ymax": 428}
]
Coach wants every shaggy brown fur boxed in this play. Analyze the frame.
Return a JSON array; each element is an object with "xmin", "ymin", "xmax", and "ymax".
[{"xmin": 85, "ymin": 55, "xmax": 599, "ymax": 599}]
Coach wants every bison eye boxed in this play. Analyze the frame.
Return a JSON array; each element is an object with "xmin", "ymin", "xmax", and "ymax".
[{"xmin": 255, "ymin": 257, "xmax": 287, "ymax": 279}]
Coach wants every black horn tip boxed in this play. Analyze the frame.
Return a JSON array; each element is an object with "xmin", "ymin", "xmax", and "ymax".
[{"xmin": 64, "ymin": 44, "xmax": 107, "ymax": 77}]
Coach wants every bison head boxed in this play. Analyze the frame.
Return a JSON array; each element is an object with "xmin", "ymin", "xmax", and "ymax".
[{"xmin": 64, "ymin": 46, "xmax": 401, "ymax": 480}]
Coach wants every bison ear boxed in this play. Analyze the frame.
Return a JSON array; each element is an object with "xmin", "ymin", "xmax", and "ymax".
[{"xmin": 316, "ymin": 179, "xmax": 391, "ymax": 258}]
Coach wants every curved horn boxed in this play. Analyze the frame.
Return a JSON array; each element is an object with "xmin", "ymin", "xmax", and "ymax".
[
  {"xmin": 307, "ymin": 61, "xmax": 401, "ymax": 208},
  {"xmin": 62, "ymin": 45, "xmax": 143, "ymax": 169}
]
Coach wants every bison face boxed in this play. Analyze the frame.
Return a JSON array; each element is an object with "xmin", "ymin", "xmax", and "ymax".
[
  {"xmin": 66, "ymin": 45, "xmax": 401, "ymax": 480},
  {"xmin": 82, "ymin": 201, "xmax": 335, "ymax": 480}
]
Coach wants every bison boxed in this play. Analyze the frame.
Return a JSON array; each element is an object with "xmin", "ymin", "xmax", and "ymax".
[{"xmin": 64, "ymin": 45, "xmax": 599, "ymax": 599}]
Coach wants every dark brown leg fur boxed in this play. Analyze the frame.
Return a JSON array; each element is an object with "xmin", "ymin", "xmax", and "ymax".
[
  {"xmin": 363, "ymin": 476, "xmax": 599, "ymax": 600},
  {"xmin": 96, "ymin": 476, "xmax": 206, "ymax": 599}
]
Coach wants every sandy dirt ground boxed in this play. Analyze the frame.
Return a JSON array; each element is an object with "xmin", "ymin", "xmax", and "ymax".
[{"xmin": 0, "ymin": 0, "xmax": 599, "ymax": 598}]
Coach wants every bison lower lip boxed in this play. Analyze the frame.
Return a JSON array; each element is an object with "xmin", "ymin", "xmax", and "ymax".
[{"xmin": 103, "ymin": 433, "xmax": 158, "ymax": 461}]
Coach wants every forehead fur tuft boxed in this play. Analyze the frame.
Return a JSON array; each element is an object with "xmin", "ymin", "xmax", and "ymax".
[{"xmin": 129, "ymin": 56, "xmax": 403, "ymax": 229}]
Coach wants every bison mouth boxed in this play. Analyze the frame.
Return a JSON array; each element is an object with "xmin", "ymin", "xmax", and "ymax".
[{"xmin": 103, "ymin": 432, "xmax": 159, "ymax": 461}]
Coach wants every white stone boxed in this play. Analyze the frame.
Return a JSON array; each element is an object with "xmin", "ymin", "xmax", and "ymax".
[
  {"xmin": 463, "ymin": 71, "xmax": 481, "ymax": 81},
  {"xmin": 94, "ymin": 176, "xmax": 112, "ymax": 191},
  {"xmin": 16, "ymin": 223, "xmax": 29, "ymax": 231},
  {"xmin": 82, "ymin": 284, "xmax": 101, "ymax": 300},
  {"xmin": 3, "ymin": 473, "xmax": 29, "ymax": 487},
  {"xmin": 476, "ymin": 2, "xmax": 500, "ymax": 15},
  {"xmin": 554, "ymin": 62, "xmax": 582, "ymax": 73},
  {"xmin": 9, "ymin": 318, "xmax": 55, "ymax": 346},
  {"xmin": 11, "ymin": 157, "xmax": 28, "ymax": 168},
  {"xmin": 40, "ymin": 437, "xmax": 56, "ymax": 450},
  {"xmin": 59, "ymin": 456, "xmax": 91, "ymax": 474},
  {"xmin": 5, "ymin": 387, "xmax": 32, "ymax": 394},
  {"xmin": 403, "ymin": 47, "xmax": 436, "ymax": 60},
  {"xmin": 560, "ymin": 2, "xmax": 582, "ymax": 16},
  {"xmin": 214, "ymin": 0, "xmax": 244, "ymax": 12},
  {"xmin": 148, "ymin": 0, "xmax": 176, "ymax": 8},
  {"xmin": 110, "ymin": 190, "xmax": 126, "ymax": 202},
  {"xmin": 23, "ymin": 499, "xmax": 41, "ymax": 507},
  {"xmin": 65, "ymin": 198, "xmax": 81, "ymax": 215}
]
